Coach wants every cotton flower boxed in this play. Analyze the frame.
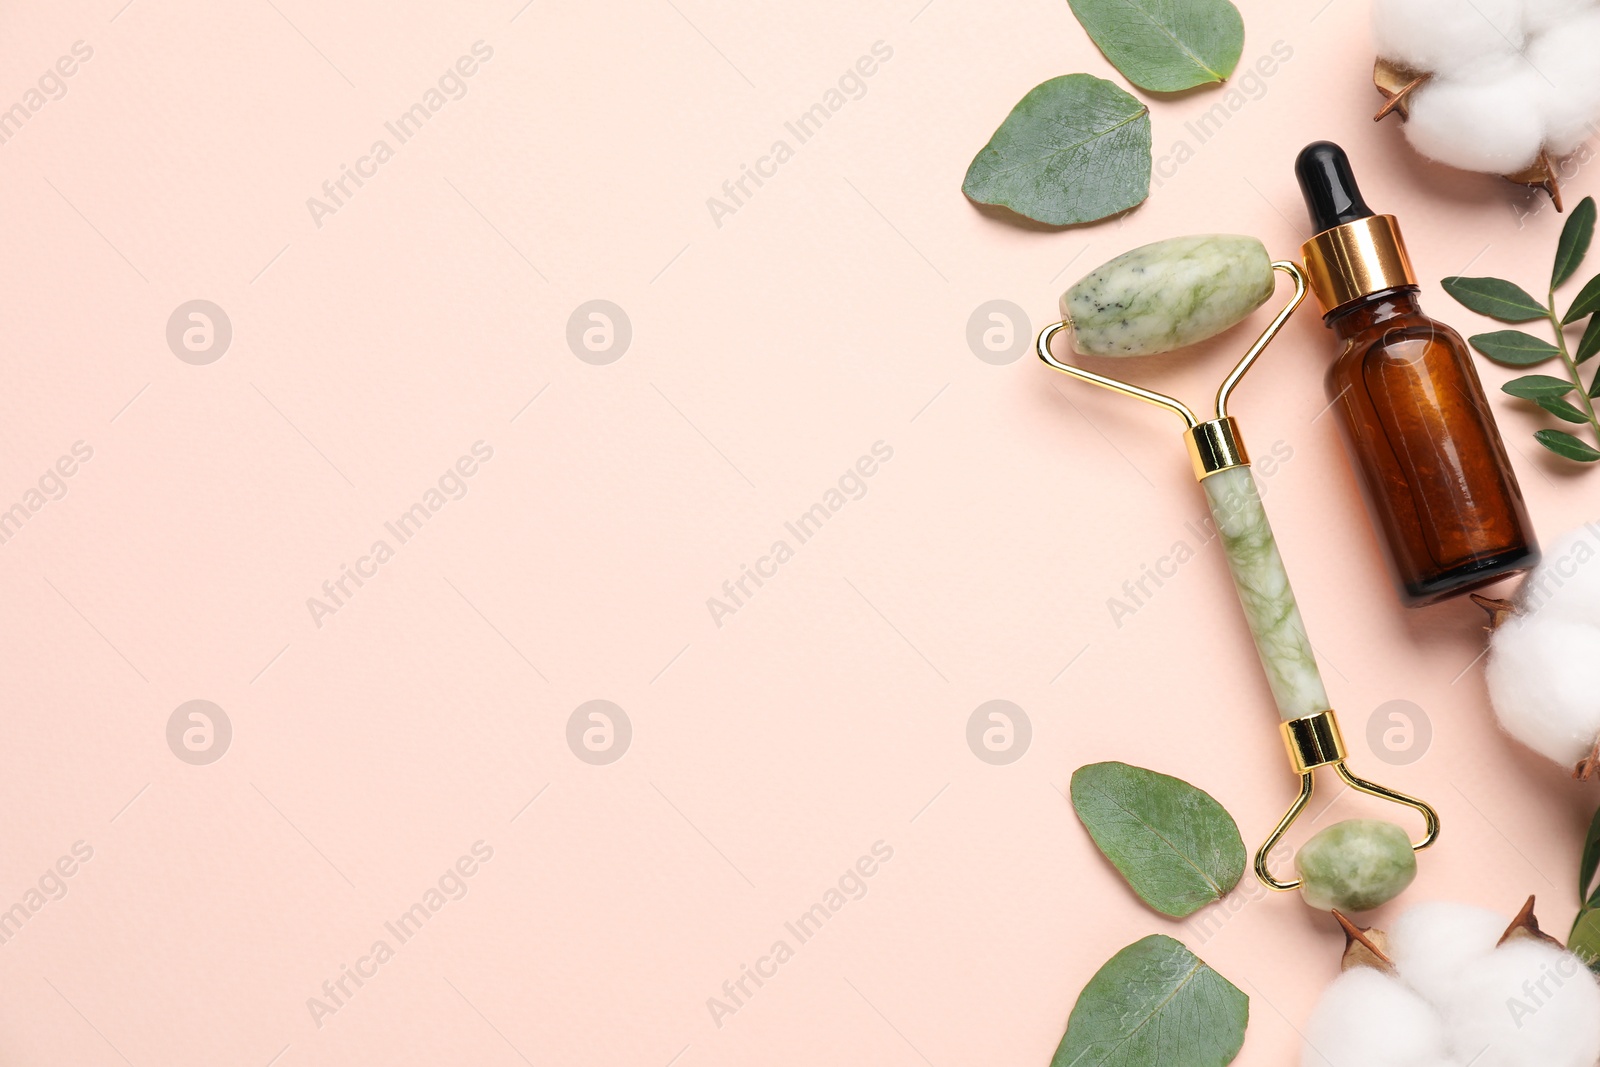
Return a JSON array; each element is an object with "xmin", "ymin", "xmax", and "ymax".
[
  {"xmin": 1303, "ymin": 968, "xmax": 1453, "ymax": 1067},
  {"xmin": 1405, "ymin": 70, "xmax": 1547, "ymax": 173},
  {"xmin": 1444, "ymin": 941, "xmax": 1600, "ymax": 1067},
  {"xmin": 1525, "ymin": 12, "xmax": 1600, "ymax": 155},
  {"xmin": 1371, "ymin": 0, "xmax": 1526, "ymax": 78},
  {"xmin": 1302, "ymin": 901, "xmax": 1600, "ymax": 1067},
  {"xmin": 1373, "ymin": 0, "xmax": 1600, "ymax": 174},
  {"xmin": 1483, "ymin": 521, "xmax": 1600, "ymax": 775},
  {"xmin": 1386, "ymin": 901, "xmax": 1509, "ymax": 1005},
  {"xmin": 1522, "ymin": 0, "xmax": 1598, "ymax": 35}
]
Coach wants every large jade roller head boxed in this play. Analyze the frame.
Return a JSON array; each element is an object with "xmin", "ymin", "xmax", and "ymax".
[
  {"xmin": 1036, "ymin": 234, "xmax": 1439, "ymax": 911},
  {"xmin": 1058, "ymin": 234, "xmax": 1277, "ymax": 357}
]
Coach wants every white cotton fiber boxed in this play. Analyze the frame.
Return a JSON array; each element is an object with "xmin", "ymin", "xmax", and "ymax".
[
  {"xmin": 1301, "ymin": 968, "xmax": 1453, "ymax": 1067},
  {"xmin": 1442, "ymin": 940, "xmax": 1600, "ymax": 1067},
  {"xmin": 1526, "ymin": 12, "xmax": 1600, "ymax": 154},
  {"xmin": 1404, "ymin": 70, "xmax": 1548, "ymax": 173},
  {"xmin": 1515, "ymin": 522, "xmax": 1600, "ymax": 625},
  {"xmin": 1485, "ymin": 615, "xmax": 1600, "ymax": 768},
  {"xmin": 1523, "ymin": 0, "xmax": 1598, "ymax": 34},
  {"xmin": 1387, "ymin": 902, "xmax": 1508, "ymax": 1005},
  {"xmin": 1372, "ymin": 0, "xmax": 1526, "ymax": 77},
  {"xmin": 1484, "ymin": 519, "xmax": 1600, "ymax": 771}
]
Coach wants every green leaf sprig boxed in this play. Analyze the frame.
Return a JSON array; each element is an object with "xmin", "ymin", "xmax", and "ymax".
[
  {"xmin": 1443, "ymin": 196, "xmax": 1600, "ymax": 464},
  {"xmin": 1567, "ymin": 801, "xmax": 1600, "ymax": 968}
]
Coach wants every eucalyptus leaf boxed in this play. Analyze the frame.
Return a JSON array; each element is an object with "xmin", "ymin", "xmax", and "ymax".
[
  {"xmin": 1071, "ymin": 761, "xmax": 1244, "ymax": 918},
  {"xmin": 1066, "ymin": 0, "xmax": 1244, "ymax": 92},
  {"xmin": 1534, "ymin": 428, "xmax": 1600, "ymax": 462},
  {"xmin": 1564, "ymin": 273, "xmax": 1600, "ymax": 324},
  {"xmin": 963, "ymin": 74, "xmax": 1151, "ymax": 227},
  {"xmin": 1577, "ymin": 315, "xmax": 1600, "ymax": 363},
  {"xmin": 1441, "ymin": 276, "xmax": 1549, "ymax": 323},
  {"xmin": 1502, "ymin": 374, "xmax": 1575, "ymax": 400},
  {"xmin": 1051, "ymin": 934, "xmax": 1248, "ymax": 1067},
  {"xmin": 1537, "ymin": 395, "xmax": 1591, "ymax": 424},
  {"xmin": 1469, "ymin": 330, "xmax": 1562, "ymax": 366},
  {"xmin": 1554, "ymin": 197, "xmax": 1597, "ymax": 290},
  {"xmin": 1581, "ymin": 801, "xmax": 1600, "ymax": 903}
]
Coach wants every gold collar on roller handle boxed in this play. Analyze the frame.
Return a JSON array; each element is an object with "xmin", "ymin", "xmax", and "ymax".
[{"xmin": 1035, "ymin": 260, "xmax": 1440, "ymax": 891}]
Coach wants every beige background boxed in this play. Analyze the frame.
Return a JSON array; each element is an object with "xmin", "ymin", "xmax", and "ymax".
[{"xmin": 1, "ymin": 0, "xmax": 1596, "ymax": 1064}]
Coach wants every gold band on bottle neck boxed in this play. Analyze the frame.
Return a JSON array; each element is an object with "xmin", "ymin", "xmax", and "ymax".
[
  {"xmin": 1186, "ymin": 416, "xmax": 1249, "ymax": 480},
  {"xmin": 1300, "ymin": 215, "xmax": 1417, "ymax": 316}
]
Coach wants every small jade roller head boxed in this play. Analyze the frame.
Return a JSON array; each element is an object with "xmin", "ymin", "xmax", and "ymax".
[{"xmin": 1037, "ymin": 235, "xmax": 1440, "ymax": 913}]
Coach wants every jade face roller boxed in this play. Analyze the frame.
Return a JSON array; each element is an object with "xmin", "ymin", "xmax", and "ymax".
[{"xmin": 1036, "ymin": 234, "xmax": 1440, "ymax": 906}]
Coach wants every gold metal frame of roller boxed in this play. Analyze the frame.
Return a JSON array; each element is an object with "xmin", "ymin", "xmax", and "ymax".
[{"xmin": 1035, "ymin": 260, "xmax": 1441, "ymax": 891}]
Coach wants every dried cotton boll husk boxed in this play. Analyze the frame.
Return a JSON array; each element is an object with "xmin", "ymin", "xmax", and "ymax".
[
  {"xmin": 1301, "ymin": 968, "xmax": 1453, "ymax": 1067},
  {"xmin": 1484, "ymin": 615, "xmax": 1600, "ymax": 769},
  {"xmin": 1404, "ymin": 71, "xmax": 1547, "ymax": 174},
  {"xmin": 1526, "ymin": 12, "xmax": 1600, "ymax": 155},
  {"xmin": 1386, "ymin": 902, "xmax": 1508, "ymax": 1006},
  {"xmin": 1371, "ymin": 0, "xmax": 1526, "ymax": 78},
  {"xmin": 1522, "ymin": 0, "xmax": 1598, "ymax": 34},
  {"xmin": 1441, "ymin": 940, "xmax": 1600, "ymax": 1067}
]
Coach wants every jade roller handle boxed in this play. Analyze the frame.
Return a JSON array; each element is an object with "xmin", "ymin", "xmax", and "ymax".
[
  {"xmin": 1196, "ymin": 453, "xmax": 1330, "ymax": 721},
  {"xmin": 1044, "ymin": 234, "xmax": 1330, "ymax": 722}
]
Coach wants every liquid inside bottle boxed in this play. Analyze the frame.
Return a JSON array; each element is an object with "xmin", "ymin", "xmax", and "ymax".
[{"xmin": 1326, "ymin": 289, "xmax": 1538, "ymax": 604}]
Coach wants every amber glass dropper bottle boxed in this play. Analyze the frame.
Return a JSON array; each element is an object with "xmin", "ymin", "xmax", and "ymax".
[{"xmin": 1294, "ymin": 141, "xmax": 1539, "ymax": 607}]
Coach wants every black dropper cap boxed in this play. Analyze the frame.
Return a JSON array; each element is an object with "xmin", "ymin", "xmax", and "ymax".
[
  {"xmin": 1294, "ymin": 141, "xmax": 1415, "ymax": 315},
  {"xmin": 1295, "ymin": 141, "xmax": 1374, "ymax": 234}
]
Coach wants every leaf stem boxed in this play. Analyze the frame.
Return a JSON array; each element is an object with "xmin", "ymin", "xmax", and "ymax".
[{"xmin": 1548, "ymin": 291, "xmax": 1600, "ymax": 447}]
